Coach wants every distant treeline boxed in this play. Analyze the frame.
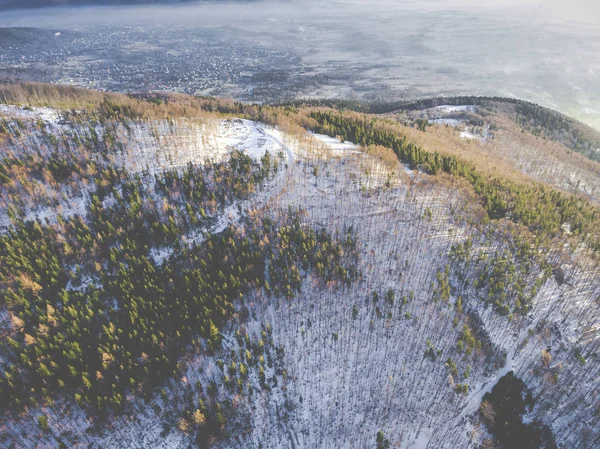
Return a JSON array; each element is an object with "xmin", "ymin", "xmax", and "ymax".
[
  {"xmin": 1, "ymin": 80, "xmax": 596, "ymax": 162},
  {"xmin": 396, "ymin": 96, "xmax": 600, "ymax": 161},
  {"xmin": 282, "ymin": 96, "xmax": 600, "ymax": 162},
  {"xmin": 279, "ymin": 96, "xmax": 564, "ymax": 114}
]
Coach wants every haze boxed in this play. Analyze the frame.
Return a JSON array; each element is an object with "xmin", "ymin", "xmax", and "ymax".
[{"xmin": 0, "ymin": 0, "xmax": 599, "ymax": 128}]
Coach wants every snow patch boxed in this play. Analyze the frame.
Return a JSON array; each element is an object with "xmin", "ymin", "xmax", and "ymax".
[
  {"xmin": 311, "ymin": 132, "xmax": 360, "ymax": 152},
  {"xmin": 429, "ymin": 105, "xmax": 476, "ymax": 114}
]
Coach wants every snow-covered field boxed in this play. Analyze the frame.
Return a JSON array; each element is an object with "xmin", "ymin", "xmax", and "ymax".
[
  {"xmin": 0, "ymin": 105, "xmax": 62, "ymax": 123},
  {"xmin": 116, "ymin": 118, "xmax": 282, "ymax": 174},
  {"xmin": 409, "ymin": 104, "xmax": 494, "ymax": 143},
  {"xmin": 429, "ymin": 118, "xmax": 463, "ymax": 127}
]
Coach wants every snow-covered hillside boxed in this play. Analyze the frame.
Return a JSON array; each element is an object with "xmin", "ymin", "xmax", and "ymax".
[
  {"xmin": 223, "ymin": 139, "xmax": 600, "ymax": 449},
  {"xmin": 0, "ymin": 103, "xmax": 598, "ymax": 449}
]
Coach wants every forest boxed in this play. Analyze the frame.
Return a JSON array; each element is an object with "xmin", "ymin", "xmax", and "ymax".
[
  {"xmin": 0, "ymin": 102, "xmax": 359, "ymax": 446},
  {"xmin": 0, "ymin": 82, "xmax": 598, "ymax": 448},
  {"xmin": 284, "ymin": 96, "xmax": 600, "ymax": 162},
  {"xmin": 308, "ymin": 110, "xmax": 600, "ymax": 253}
]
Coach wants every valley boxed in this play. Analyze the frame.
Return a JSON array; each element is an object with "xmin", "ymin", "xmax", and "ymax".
[{"xmin": 1, "ymin": 1, "xmax": 600, "ymax": 129}]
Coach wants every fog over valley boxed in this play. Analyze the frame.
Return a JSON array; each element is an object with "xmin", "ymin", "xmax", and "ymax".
[{"xmin": 1, "ymin": 0, "xmax": 599, "ymax": 129}]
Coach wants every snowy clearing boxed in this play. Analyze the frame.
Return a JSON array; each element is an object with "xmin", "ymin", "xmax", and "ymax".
[{"xmin": 311, "ymin": 132, "xmax": 360, "ymax": 153}]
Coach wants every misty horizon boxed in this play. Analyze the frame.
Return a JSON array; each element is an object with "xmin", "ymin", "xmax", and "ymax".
[{"xmin": 0, "ymin": 0, "xmax": 599, "ymax": 128}]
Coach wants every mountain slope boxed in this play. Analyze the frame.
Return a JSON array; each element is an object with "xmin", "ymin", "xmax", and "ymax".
[
  {"xmin": 293, "ymin": 97, "xmax": 600, "ymax": 163},
  {"xmin": 0, "ymin": 83, "xmax": 598, "ymax": 449}
]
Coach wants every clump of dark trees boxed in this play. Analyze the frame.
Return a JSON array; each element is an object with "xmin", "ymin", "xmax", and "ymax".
[{"xmin": 481, "ymin": 372, "xmax": 557, "ymax": 449}]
